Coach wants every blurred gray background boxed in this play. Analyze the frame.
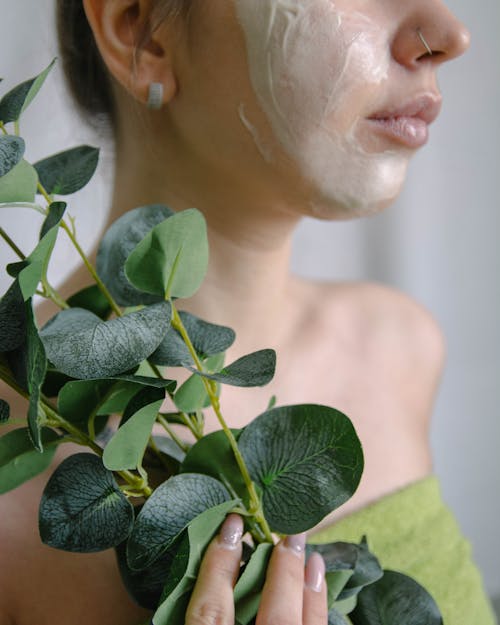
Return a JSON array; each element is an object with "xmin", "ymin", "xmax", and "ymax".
[{"xmin": 1, "ymin": 0, "xmax": 499, "ymax": 608}]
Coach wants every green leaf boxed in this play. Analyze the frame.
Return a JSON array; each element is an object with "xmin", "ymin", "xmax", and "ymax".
[
  {"xmin": 188, "ymin": 348, "xmax": 276, "ymax": 388},
  {"xmin": 0, "ymin": 428, "xmax": 60, "ymax": 494},
  {"xmin": 328, "ymin": 609, "xmax": 351, "ymax": 625},
  {"xmin": 39, "ymin": 201, "xmax": 66, "ymax": 239},
  {"xmin": 58, "ymin": 375, "xmax": 176, "ymax": 431},
  {"xmin": 350, "ymin": 570, "xmax": 443, "ymax": 625},
  {"xmin": 39, "ymin": 452, "xmax": 135, "ymax": 552},
  {"xmin": 6, "ymin": 260, "xmax": 29, "ymax": 278},
  {"xmin": 17, "ymin": 205, "xmax": 65, "ymax": 300},
  {"xmin": 308, "ymin": 539, "xmax": 383, "ymax": 605},
  {"xmin": 96, "ymin": 204, "xmax": 174, "ymax": 306},
  {"xmin": 127, "ymin": 473, "xmax": 231, "ymax": 570},
  {"xmin": 174, "ymin": 353, "xmax": 224, "ymax": 412},
  {"xmin": 0, "ymin": 136, "xmax": 25, "ymax": 177},
  {"xmin": 0, "ymin": 59, "xmax": 55, "ymax": 123},
  {"xmin": 67, "ymin": 284, "xmax": 112, "ymax": 320},
  {"xmin": 103, "ymin": 397, "xmax": 163, "ymax": 471},
  {"xmin": 181, "ymin": 429, "xmax": 247, "ymax": 502},
  {"xmin": 34, "ymin": 145, "xmax": 99, "ymax": 195},
  {"xmin": 152, "ymin": 500, "xmax": 238, "ymax": 625},
  {"xmin": 153, "ymin": 435, "xmax": 187, "ymax": 464},
  {"xmin": 238, "ymin": 404, "xmax": 364, "ymax": 534},
  {"xmin": 0, "ymin": 399, "xmax": 9, "ymax": 423},
  {"xmin": 25, "ymin": 303, "xmax": 48, "ymax": 451},
  {"xmin": 0, "ymin": 158, "xmax": 38, "ymax": 203},
  {"xmin": 58, "ymin": 378, "xmax": 116, "ymax": 427},
  {"xmin": 39, "ymin": 302, "xmax": 171, "ymax": 379},
  {"xmin": 125, "ymin": 208, "xmax": 209, "ymax": 299},
  {"xmin": 0, "ymin": 280, "xmax": 26, "ymax": 352},
  {"xmin": 116, "ymin": 535, "xmax": 178, "ymax": 610},
  {"xmin": 151, "ymin": 311, "xmax": 235, "ymax": 367},
  {"xmin": 234, "ymin": 543, "xmax": 273, "ymax": 625}
]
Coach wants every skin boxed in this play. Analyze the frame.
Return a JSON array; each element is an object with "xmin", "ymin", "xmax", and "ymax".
[{"xmin": 0, "ymin": 1, "xmax": 470, "ymax": 623}]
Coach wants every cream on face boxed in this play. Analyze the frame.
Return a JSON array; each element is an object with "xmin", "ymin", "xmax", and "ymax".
[{"xmin": 233, "ymin": 0, "xmax": 409, "ymax": 217}]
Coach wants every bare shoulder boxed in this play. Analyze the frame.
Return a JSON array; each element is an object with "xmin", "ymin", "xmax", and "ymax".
[{"xmin": 322, "ymin": 280, "xmax": 445, "ymax": 369}]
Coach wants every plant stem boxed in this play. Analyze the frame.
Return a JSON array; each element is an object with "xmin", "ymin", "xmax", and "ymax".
[
  {"xmin": 0, "ymin": 122, "xmax": 7, "ymax": 135},
  {"xmin": 157, "ymin": 414, "xmax": 189, "ymax": 453},
  {"xmin": 60, "ymin": 220, "xmax": 122, "ymax": 317},
  {"xmin": 0, "ymin": 227, "xmax": 26, "ymax": 259},
  {"xmin": 36, "ymin": 181, "xmax": 122, "ymax": 318},
  {"xmin": 170, "ymin": 303, "xmax": 273, "ymax": 542}
]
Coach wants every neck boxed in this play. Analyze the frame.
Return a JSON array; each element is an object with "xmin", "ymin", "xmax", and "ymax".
[{"xmin": 108, "ymin": 130, "xmax": 302, "ymax": 353}]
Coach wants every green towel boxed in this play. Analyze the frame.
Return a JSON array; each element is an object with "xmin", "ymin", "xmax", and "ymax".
[{"xmin": 310, "ymin": 476, "xmax": 497, "ymax": 625}]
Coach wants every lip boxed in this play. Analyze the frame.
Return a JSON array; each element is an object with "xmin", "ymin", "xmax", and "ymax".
[{"xmin": 366, "ymin": 94, "xmax": 442, "ymax": 148}]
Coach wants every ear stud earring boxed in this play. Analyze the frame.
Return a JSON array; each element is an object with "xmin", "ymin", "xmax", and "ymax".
[
  {"xmin": 147, "ymin": 82, "xmax": 164, "ymax": 110},
  {"xmin": 417, "ymin": 29, "xmax": 433, "ymax": 56}
]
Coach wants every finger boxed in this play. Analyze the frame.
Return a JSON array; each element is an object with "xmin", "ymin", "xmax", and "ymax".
[
  {"xmin": 256, "ymin": 533, "xmax": 306, "ymax": 625},
  {"xmin": 185, "ymin": 514, "xmax": 243, "ymax": 625},
  {"xmin": 303, "ymin": 552, "xmax": 328, "ymax": 625}
]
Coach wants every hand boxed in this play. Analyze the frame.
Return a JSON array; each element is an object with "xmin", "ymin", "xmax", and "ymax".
[{"xmin": 185, "ymin": 514, "xmax": 328, "ymax": 625}]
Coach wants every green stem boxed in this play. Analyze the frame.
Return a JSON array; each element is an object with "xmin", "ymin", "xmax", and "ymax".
[
  {"xmin": 157, "ymin": 414, "xmax": 189, "ymax": 453},
  {"xmin": 60, "ymin": 219, "xmax": 122, "ymax": 317},
  {"xmin": 36, "ymin": 181, "xmax": 122, "ymax": 318},
  {"xmin": 170, "ymin": 303, "xmax": 273, "ymax": 542},
  {"xmin": 0, "ymin": 227, "xmax": 26, "ymax": 259},
  {"xmin": 0, "ymin": 122, "xmax": 7, "ymax": 135}
]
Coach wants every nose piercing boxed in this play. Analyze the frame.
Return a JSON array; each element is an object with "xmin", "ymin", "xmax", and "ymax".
[
  {"xmin": 417, "ymin": 29, "xmax": 433, "ymax": 56},
  {"xmin": 147, "ymin": 82, "xmax": 164, "ymax": 110}
]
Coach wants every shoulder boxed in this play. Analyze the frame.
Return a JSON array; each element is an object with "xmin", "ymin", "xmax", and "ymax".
[{"xmin": 299, "ymin": 279, "xmax": 446, "ymax": 386}]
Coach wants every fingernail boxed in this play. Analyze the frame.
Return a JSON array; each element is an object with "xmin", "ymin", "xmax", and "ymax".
[
  {"xmin": 305, "ymin": 552, "xmax": 325, "ymax": 592},
  {"xmin": 218, "ymin": 514, "xmax": 243, "ymax": 549},
  {"xmin": 283, "ymin": 532, "xmax": 306, "ymax": 555}
]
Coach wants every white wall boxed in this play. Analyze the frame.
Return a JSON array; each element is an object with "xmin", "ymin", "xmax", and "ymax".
[{"xmin": 1, "ymin": 0, "xmax": 499, "ymax": 599}]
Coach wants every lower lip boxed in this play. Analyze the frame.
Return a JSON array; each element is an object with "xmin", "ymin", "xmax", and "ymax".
[{"xmin": 367, "ymin": 116, "xmax": 429, "ymax": 148}]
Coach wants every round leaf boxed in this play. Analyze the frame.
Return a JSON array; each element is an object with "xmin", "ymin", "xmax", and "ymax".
[
  {"xmin": 350, "ymin": 569, "xmax": 443, "ymax": 625},
  {"xmin": 238, "ymin": 404, "xmax": 364, "ymax": 534},
  {"xmin": 34, "ymin": 145, "xmax": 99, "ymax": 195},
  {"xmin": 0, "ymin": 136, "xmax": 25, "ymax": 177},
  {"xmin": 66, "ymin": 284, "xmax": 112, "ymax": 320},
  {"xmin": 0, "ymin": 158, "xmax": 38, "ymax": 203},
  {"xmin": 96, "ymin": 204, "xmax": 174, "ymax": 306},
  {"xmin": 39, "ymin": 453, "xmax": 134, "ymax": 552},
  {"xmin": 151, "ymin": 311, "xmax": 235, "ymax": 367},
  {"xmin": 151, "ymin": 499, "xmax": 238, "ymax": 625},
  {"xmin": 0, "ymin": 428, "xmax": 60, "ymax": 494},
  {"xmin": 39, "ymin": 302, "xmax": 171, "ymax": 379},
  {"xmin": 127, "ymin": 473, "xmax": 230, "ymax": 570},
  {"xmin": 181, "ymin": 429, "xmax": 247, "ymax": 501},
  {"xmin": 125, "ymin": 208, "xmax": 209, "ymax": 299}
]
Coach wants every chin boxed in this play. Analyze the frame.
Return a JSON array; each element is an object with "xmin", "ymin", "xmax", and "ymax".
[{"xmin": 302, "ymin": 161, "xmax": 408, "ymax": 222}]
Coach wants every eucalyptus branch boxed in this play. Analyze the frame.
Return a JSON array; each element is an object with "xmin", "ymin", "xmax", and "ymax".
[
  {"xmin": 41, "ymin": 398, "xmax": 152, "ymax": 497},
  {"xmin": 36, "ymin": 180, "xmax": 123, "ymax": 318},
  {"xmin": 170, "ymin": 302, "xmax": 273, "ymax": 543}
]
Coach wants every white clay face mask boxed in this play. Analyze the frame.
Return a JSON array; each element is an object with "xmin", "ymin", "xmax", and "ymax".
[{"xmin": 233, "ymin": 0, "xmax": 409, "ymax": 217}]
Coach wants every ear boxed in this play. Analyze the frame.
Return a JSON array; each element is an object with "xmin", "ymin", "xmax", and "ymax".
[{"xmin": 82, "ymin": 0, "xmax": 178, "ymax": 107}]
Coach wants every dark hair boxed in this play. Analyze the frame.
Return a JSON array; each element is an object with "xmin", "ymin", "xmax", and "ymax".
[{"xmin": 56, "ymin": 0, "xmax": 191, "ymax": 130}]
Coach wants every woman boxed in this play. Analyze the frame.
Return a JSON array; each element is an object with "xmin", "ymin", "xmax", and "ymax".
[{"xmin": 0, "ymin": 0, "xmax": 495, "ymax": 624}]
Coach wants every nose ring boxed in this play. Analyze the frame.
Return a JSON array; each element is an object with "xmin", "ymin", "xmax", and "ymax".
[{"xmin": 417, "ymin": 28, "xmax": 433, "ymax": 56}]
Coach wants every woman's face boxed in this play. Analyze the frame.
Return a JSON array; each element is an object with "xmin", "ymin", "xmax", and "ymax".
[{"xmin": 170, "ymin": 0, "xmax": 469, "ymax": 219}]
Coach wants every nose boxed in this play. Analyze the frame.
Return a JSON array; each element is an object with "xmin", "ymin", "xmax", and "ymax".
[{"xmin": 391, "ymin": 1, "xmax": 471, "ymax": 69}]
